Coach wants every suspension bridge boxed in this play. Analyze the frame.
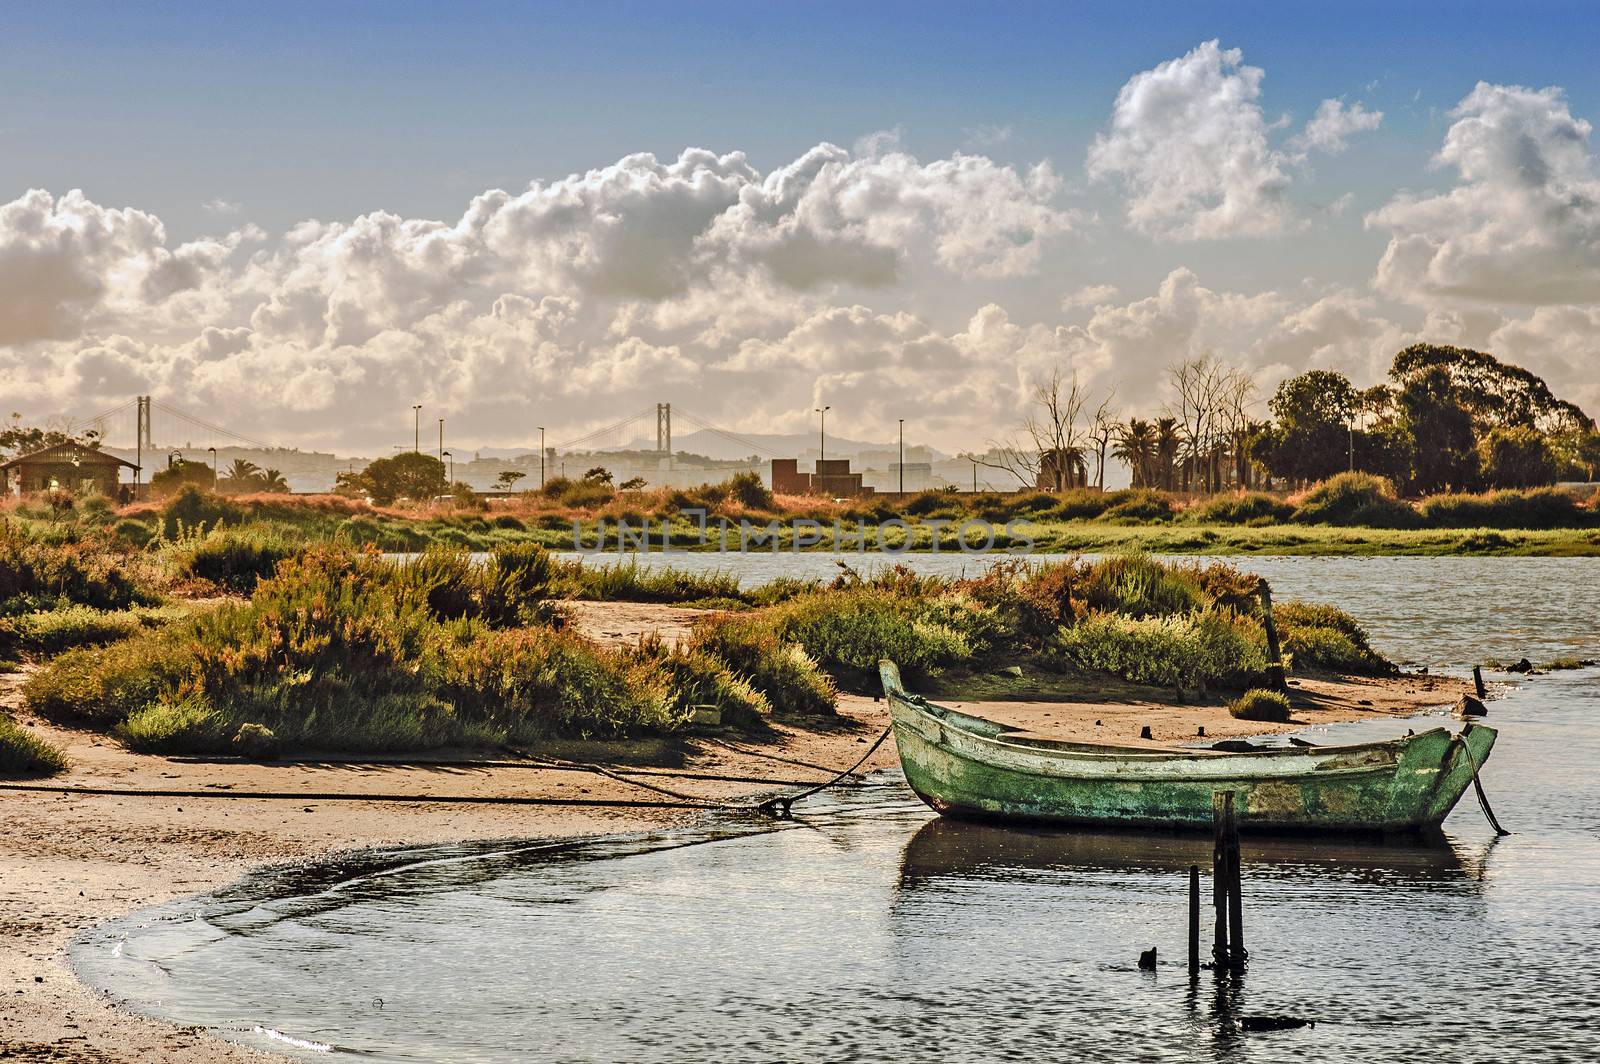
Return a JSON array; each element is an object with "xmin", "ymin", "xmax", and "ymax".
[{"xmin": 69, "ymin": 398, "xmax": 785, "ymax": 463}]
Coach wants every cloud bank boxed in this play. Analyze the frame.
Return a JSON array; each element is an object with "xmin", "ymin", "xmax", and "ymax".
[{"xmin": 1, "ymin": 46, "xmax": 1596, "ymax": 453}]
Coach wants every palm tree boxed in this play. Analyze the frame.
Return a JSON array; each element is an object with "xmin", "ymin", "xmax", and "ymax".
[
  {"xmin": 259, "ymin": 468, "xmax": 290, "ymax": 493},
  {"xmin": 1154, "ymin": 418, "xmax": 1181, "ymax": 491},
  {"xmin": 218, "ymin": 458, "xmax": 262, "ymax": 494},
  {"xmin": 1113, "ymin": 419, "xmax": 1156, "ymax": 488}
]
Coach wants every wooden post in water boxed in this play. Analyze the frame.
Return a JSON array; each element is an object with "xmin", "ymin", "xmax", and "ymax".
[
  {"xmin": 1211, "ymin": 793, "xmax": 1229, "ymax": 967},
  {"xmin": 1188, "ymin": 864, "xmax": 1201, "ymax": 976},
  {"xmin": 1225, "ymin": 800, "xmax": 1245, "ymax": 969},
  {"xmin": 1257, "ymin": 581, "xmax": 1288, "ymax": 693},
  {"xmin": 1473, "ymin": 666, "xmax": 1488, "ymax": 699}
]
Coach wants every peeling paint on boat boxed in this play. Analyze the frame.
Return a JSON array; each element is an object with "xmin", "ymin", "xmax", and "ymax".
[{"xmin": 880, "ymin": 660, "xmax": 1496, "ymax": 832}]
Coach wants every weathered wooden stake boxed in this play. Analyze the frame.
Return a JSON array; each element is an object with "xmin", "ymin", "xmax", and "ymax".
[
  {"xmin": 1188, "ymin": 864, "xmax": 1201, "ymax": 976},
  {"xmin": 1473, "ymin": 665, "xmax": 1487, "ymax": 700},
  {"xmin": 1225, "ymin": 804, "xmax": 1245, "ymax": 969},
  {"xmin": 1211, "ymin": 793, "xmax": 1229, "ymax": 966},
  {"xmin": 1257, "ymin": 582, "xmax": 1288, "ymax": 693}
]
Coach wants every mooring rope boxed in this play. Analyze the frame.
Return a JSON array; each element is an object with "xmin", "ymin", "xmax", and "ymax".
[
  {"xmin": 755, "ymin": 725, "xmax": 895, "ymax": 817},
  {"xmin": 699, "ymin": 735, "xmax": 872, "ymax": 779},
  {"xmin": 164, "ymin": 754, "xmax": 836, "ymax": 790},
  {"xmin": 0, "ymin": 782, "xmax": 722, "ymax": 810},
  {"xmin": 0, "ymin": 733, "xmax": 895, "ymax": 816},
  {"xmin": 1456, "ymin": 731, "xmax": 1510, "ymax": 837}
]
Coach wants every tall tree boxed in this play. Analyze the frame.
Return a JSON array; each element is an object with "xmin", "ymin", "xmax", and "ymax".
[
  {"xmin": 1153, "ymin": 418, "xmax": 1181, "ymax": 491},
  {"xmin": 1260, "ymin": 370, "xmax": 1359, "ymax": 486},
  {"xmin": 1113, "ymin": 419, "xmax": 1156, "ymax": 488},
  {"xmin": 1477, "ymin": 426, "xmax": 1558, "ymax": 488},
  {"xmin": 1397, "ymin": 366, "xmax": 1477, "ymax": 493},
  {"xmin": 336, "ymin": 452, "xmax": 447, "ymax": 504},
  {"xmin": 1391, "ymin": 344, "xmax": 1595, "ymax": 436},
  {"xmin": 1, "ymin": 414, "xmax": 102, "ymax": 457}
]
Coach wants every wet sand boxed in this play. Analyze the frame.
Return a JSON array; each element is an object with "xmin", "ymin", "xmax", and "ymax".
[{"xmin": 0, "ymin": 601, "xmax": 1467, "ymax": 1062}]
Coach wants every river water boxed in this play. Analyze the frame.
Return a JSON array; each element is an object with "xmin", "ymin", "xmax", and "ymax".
[{"xmin": 74, "ymin": 556, "xmax": 1600, "ymax": 1062}]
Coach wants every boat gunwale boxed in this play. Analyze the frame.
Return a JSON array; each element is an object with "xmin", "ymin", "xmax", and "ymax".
[{"xmin": 886, "ymin": 686, "xmax": 1452, "ymax": 765}]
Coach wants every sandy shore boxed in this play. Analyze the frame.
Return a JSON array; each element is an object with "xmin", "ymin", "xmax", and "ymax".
[{"xmin": 0, "ymin": 602, "xmax": 1468, "ymax": 1062}]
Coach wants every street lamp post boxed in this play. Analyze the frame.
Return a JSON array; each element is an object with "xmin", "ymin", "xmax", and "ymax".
[
  {"xmin": 898, "ymin": 419, "xmax": 905, "ymax": 495},
  {"xmin": 971, "ymin": 456, "xmax": 978, "ymax": 492},
  {"xmin": 208, "ymin": 447, "xmax": 217, "ymax": 491},
  {"xmin": 815, "ymin": 405, "xmax": 830, "ymax": 466},
  {"xmin": 438, "ymin": 419, "xmax": 444, "ymax": 464},
  {"xmin": 412, "ymin": 405, "xmax": 422, "ymax": 452}
]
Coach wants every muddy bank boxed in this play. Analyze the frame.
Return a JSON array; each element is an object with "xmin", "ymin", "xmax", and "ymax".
[{"xmin": 0, "ymin": 597, "xmax": 1468, "ymax": 1063}]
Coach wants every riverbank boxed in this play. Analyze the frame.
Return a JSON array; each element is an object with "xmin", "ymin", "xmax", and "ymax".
[{"xmin": 1, "ymin": 599, "xmax": 1468, "ymax": 1063}]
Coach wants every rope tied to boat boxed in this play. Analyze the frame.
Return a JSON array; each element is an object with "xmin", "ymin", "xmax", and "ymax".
[
  {"xmin": 1456, "ymin": 729, "xmax": 1510, "ymax": 837},
  {"xmin": 756, "ymin": 725, "xmax": 894, "ymax": 818}
]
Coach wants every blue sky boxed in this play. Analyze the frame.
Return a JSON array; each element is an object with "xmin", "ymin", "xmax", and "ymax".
[
  {"xmin": 10, "ymin": 1, "xmax": 1597, "ymax": 235},
  {"xmin": 3, "ymin": 2, "xmax": 1598, "ymax": 451}
]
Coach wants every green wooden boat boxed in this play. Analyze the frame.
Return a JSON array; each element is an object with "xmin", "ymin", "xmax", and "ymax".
[{"xmin": 881, "ymin": 661, "xmax": 1497, "ymax": 833}]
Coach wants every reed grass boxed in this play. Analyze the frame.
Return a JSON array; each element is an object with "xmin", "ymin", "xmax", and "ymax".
[{"xmin": 0, "ymin": 714, "xmax": 67, "ymax": 776}]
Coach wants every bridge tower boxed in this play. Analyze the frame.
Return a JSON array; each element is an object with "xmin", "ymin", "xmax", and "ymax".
[{"xmin": 656, "ymin": 403, "xmax": 671, "ymax": 454}]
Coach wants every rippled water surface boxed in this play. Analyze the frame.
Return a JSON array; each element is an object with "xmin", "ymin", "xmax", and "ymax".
[{"xmin": 76, "ymin": 557, "xmax": 1600, "ymax": 1062}]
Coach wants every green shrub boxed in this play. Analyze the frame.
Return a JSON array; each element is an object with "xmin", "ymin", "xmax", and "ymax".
[
  {"xmin": 721, "ymin": 471, "xmax": 773, "ymax": 511},
  {"xmin": 1053, "ymin": 609, "xmax": 1269, "ymax": 690},
  {"xmin": 1229, "ymin": 688, "xmax": 1292, "ymax": 722},
  {"xmin": 0, "ymin": 715, "xmax": 67, "ymax": 776},
  {"xmin": 1048, "ymin": 488, "xmax": 1125, "ymax": 521},
  {"xmin": 902, "ymin": 491, "xmax": 965, "ymax": 518},
  {"xmin": 160, "ymin": 486, "xmax": 243, "ymax": 538},
  {"xmin": 1292, "ymin": 473, "xmax": 1420, "ymax": 528},
  {"xmin": 479, "ymin": 542, "xmax": 561, "ymax": 626},
  {"xmin": 113, "ymin": 518, "xmax": 155, "ymax": 547},
  {"xmin": 1273, "ymin": 601, "xmax": 1391, "ymax": 674},
  {"xmin": 629, "ymin": 635, "xmax": 770, "ymax": 726},
  {"xmin": 23, "ymin": 627, "xmax": 196, "ymax": 726},
  {"xmin": 689, "ymin": 614, "xmax": 837, "ymax": 715},
  {"xmin": 26, "ymin": 544, "xmax": 691, "ymax": 751},
  {"xmin": 491, "ymin": 514, "xmax": 526, "ymax": 531},
  {"xmin": 399, "ymin": 546, "xmax": 480, "ymax": 620},
  {"xmin": 0, "ymin": 521, "xmax": 154, "ymax": 614},
  {"xmin": 1417, "ymin": 488, "xmax": 1591, "ymax": 530},
  {"xmin": 558, "ymin": 559, "xmax": 746, "ymax": 604},
  {"xmin": 753, "ymin": 590, "xmax": 979, "ymax": 690},
  {"xmin": 1099, "ymin": 490, "xmax": 1175, "ymax": 524},
  {"xmin": 440, "ymin": 626, "xmax": 678, "ymax": 741},
  {"xmin": 168, "ymin": 526, "xmax": 298, "ymax": 594},
  {"xmin": 1183, "ymin": 492, "xmax": 1295, "ymax": 525},
  {"xmin": 0, "ymin": 604, "xmax": 183, "ymax": 655},
  {"xmin": 1077, "ymin": 555, "xmax": 1204, "ymax": 619},
  {"xmin": 116, "ymin": 697, "xmax": 231, "ymax": 753}
]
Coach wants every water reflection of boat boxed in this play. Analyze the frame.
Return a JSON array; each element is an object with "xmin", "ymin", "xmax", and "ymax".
[
  {"xmin": 881, "ymin": 661, "xmax": 1497, "ymax": 832},
  {"xmin": 897, "ymin": 815, "xmax": 1470, "ymax": 890}
]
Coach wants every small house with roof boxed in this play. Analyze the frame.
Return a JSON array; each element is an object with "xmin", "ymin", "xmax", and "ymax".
[{"xmin": 0, "ymin": 443, "xmax": 140, "ymax": 500}]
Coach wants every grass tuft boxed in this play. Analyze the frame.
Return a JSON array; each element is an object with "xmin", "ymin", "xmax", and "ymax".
[
  {"xmin": 1228, "ymin": 688, "xmax": 1293, "ymax": 723},
  {"xmin": 0, "ymin": 715, "xmax": 68, "ymax": 776}
]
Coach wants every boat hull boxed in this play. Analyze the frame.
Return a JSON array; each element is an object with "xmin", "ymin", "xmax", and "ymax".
[{"xmin": 882, "ymin": 662, "xmax": 1495, "ymax": 833}]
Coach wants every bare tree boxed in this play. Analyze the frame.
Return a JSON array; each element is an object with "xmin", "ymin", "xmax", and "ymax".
[
  {"xmin": 1168, "ymin": 354, "xmax": 1254, "ymax": 493},
  {"xmin": 1222, "ymin": 370, "xmax": 1259, "ymax": 489},
  {"xmin": 986, "ymin": 365, "xmax": 1089, "ymax": 490},
  {"xmin": 1087, "ymin": 392, "xmax": 1118, "ymax": 491}
]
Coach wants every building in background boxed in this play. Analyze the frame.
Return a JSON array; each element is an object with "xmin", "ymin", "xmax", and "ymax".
[
  {"xmin": 769, "ymin": 457, "xmax": 872, "ymax": 496},
  {"xmin": 0, "ymin": 443, "xmax": 140, "ymax": 499}
]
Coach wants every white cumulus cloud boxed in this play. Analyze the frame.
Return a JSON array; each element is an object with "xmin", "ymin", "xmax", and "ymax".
[
  {"xmin": 1367, "ymin": 81, "xmax": 1600, "ymax": 305},
  {"xmin": 1289, "ymin": 99, "xmax": 1384, "ymax": 155},
  {"xmin": 1088, "ymin": 41, "xmax": 1382, "ymax": 241}
]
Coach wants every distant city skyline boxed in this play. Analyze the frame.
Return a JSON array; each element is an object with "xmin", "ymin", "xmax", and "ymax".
[{"xmin": 3, "ymin": 2, "xmax": 1598, "ymax": 454}]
